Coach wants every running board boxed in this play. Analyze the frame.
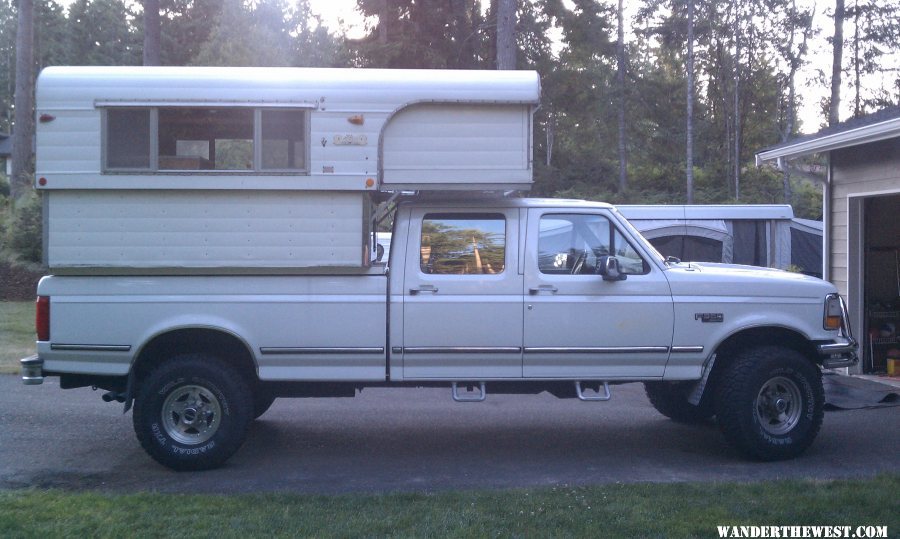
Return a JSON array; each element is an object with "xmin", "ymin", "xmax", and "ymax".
[
  {"xmin": 452, "ymin": 382, "xmax": 486, "ymax": 402},
  {"xmin": 575, "ymin": 381, "xmax": 611, "ymax": 401}
]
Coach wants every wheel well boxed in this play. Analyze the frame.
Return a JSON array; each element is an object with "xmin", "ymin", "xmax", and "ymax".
[
  {"xmin": 132, "ymin": 328, "xmax": 258, "ymax": 387},
  {"xmin": 715, "ymin": 327, "xmax": 818, "ymax": 365},
  {"xmin": 701, "ymin": 327, "xmax": 819, "ymax": 405}
]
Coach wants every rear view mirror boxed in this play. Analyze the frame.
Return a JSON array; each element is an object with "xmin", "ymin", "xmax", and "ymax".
[{"xmin": 596, "ymin": 256, "xmax": 627, "ymax": 281}]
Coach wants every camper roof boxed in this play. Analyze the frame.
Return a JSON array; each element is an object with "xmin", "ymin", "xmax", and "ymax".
[{"xmin": 37, "ymin": 66, "xmax": 541, "ymax": 110}]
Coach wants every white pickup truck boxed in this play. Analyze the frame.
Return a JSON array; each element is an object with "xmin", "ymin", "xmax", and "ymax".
[
  {"xmin": 21, "ymin": 67, "xmax": 856, "ymax": 470},
  {"xmin": 23, "ymin": 196, "xmax": 857, "ymax": 469}
]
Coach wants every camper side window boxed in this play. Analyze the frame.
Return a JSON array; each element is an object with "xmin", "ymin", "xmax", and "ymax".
[
  {"xmin": 103, "ymin": 107, "xmax": 308, "ymax": 173},
  {"xmin": 106, "ymin": 109, "xmax": 152, "ymax": 170}
]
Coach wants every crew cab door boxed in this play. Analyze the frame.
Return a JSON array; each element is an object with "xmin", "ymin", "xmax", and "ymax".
[
  {"xmin": 523, "ymin": 208, "xmax": 674, "ymax": 378},
  {"xmin": 401, "ymin": 208, "xmax": 523, "ymax": 379}
]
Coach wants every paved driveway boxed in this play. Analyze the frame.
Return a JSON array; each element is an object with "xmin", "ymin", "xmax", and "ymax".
[{"xmin": 1, "ymin": 375, "xmax": 897, "ymax": 494}]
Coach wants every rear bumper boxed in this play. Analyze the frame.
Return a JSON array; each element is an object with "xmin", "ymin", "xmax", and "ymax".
[{"xmin": 20, "ymin": 355, "xmax": 44, "ymax": 385}]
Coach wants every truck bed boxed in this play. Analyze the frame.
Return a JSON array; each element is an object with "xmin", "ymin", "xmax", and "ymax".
[{"xmin": 38, "ymin": 273, "xmax": 389, "ymax": 381}]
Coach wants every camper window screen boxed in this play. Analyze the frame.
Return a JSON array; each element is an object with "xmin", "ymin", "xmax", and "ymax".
[
  {"xmin": 261, "ymin": 110, "xmax": 306, "ymax": 170},
  {"xmin": 103, "ymin": 106, "xmax": 308, "ymax": 173},
  {"xmin": 106, "ymin": 109, "xmax": 151, "ymax": 169}
]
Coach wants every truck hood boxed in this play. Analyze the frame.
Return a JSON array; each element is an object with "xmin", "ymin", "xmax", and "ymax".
[{"xmin": 663, "ymin": 262, "xmax": 836, "ymax": 299}]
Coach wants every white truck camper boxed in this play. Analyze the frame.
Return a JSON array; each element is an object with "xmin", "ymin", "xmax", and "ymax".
[{"xmin": 22, "ymin": 67, "xmax": 857, "ymax": 471}]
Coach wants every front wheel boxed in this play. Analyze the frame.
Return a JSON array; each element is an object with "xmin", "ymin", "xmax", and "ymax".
[
  {"xmin": 644, "ymin": 381, "xmax": 714, "ymax": 424},
  {"xmin": 133, "ymin": 355, "xmax": 252, "ymax": 471},
  {"xmin": 714, "ymin": 346, "xmax": 823, "ymax": 461}
]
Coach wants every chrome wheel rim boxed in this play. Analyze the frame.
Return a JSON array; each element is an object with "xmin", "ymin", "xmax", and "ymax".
[
  {"xmin": 161, "ymin": 384, "xmax": 222, "ymax": 445},
  {"xmin": 756, "ymin": 376, "xmax": 803, "ymax": 436}
]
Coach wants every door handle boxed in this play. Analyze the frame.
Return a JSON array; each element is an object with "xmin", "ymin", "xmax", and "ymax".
[
  {"xmin": 529, "ymin": 285, "xmax": 558, "ymax": 294},
  {"xmin": 410, "ymin": 285, "xmax": 439, "ymax": 295}
]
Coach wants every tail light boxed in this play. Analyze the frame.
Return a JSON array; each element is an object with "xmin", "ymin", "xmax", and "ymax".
[{"xmin": 36, "ymin": 296, "xmax": 50, "ymax": 341}]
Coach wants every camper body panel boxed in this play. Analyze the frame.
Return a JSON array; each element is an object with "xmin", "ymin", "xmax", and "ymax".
[{"xmin": 45, "ymin": 190, "xmax": 368, "ymax": 270}]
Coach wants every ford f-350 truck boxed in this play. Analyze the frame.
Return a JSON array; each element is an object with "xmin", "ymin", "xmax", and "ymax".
[{"xmin": 21, "ymin": 67, "xmax": 857, "ymax": 470}]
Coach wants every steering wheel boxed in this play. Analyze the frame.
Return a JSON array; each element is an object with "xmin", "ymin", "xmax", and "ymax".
[{"xmin": 570, "ymin": 250, "xmax": 588, "ymax": 275}]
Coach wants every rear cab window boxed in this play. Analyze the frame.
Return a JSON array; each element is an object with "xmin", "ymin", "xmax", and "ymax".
[{"xmin": 420, "ymin": 213, "xmax": 506, "ymax": 275}]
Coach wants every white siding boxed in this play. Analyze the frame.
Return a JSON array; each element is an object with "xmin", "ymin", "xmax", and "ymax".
[
  {"xmin": 830, "ymin": 138, "xmax": 900, "ymax": 298},
  {"xmin": 47, "ymin": 190, "xmax": 365, "ymax": 270}
]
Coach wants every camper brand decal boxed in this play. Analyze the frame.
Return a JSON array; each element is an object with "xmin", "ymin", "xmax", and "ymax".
[
  {"xmin": 333, "ymin": 134, "xmax": 368, "ymax": 146},
  {"xmin": 695, "ymin": 313, "xmax": 724, "ymax": 323}
]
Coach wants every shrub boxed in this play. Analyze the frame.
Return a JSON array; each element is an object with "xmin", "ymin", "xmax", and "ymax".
[{"xmin": 4, "ymin": 191, "xmax": 43, "ymax": 264}]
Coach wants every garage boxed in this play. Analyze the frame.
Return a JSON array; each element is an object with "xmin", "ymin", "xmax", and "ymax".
[
  {"xmin": 756, "ymin": 106, "xmax": 900, "ymax": 375},
  {"xmin": 853, "ymin": 193, "xmax": 900, "ymax": 374}
]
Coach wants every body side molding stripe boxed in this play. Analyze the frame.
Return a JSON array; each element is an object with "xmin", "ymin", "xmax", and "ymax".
[
  {"xmin": 402, "ymin": 347, "xmax": 522, "ymax": 354},
  {"xmin": 671, "ymin": 346, "xmax": 705, "ymax": 353},
  {"xmin": 524, "ymin": 346, "xmax": 670, "ymax": 354},
  {"xmin": 51, "ymin": 344, "xmax": 132, "ymax": 352},
  {"xmin": 260, "ymin": 347, "xmax": 385, "ymax": 355}
]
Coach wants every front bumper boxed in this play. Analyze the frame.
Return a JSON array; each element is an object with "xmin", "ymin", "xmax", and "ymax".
[
  {"xmin": 20, "ymin": 355, "xmax": 44, "ymax": 385},
  {"xmin": 817, "ymin": 338, "xmax": 858, "ymax": 369},
  {"xmin": 817, "ymin": 293, "xmax": 858, "ymax": 370}
]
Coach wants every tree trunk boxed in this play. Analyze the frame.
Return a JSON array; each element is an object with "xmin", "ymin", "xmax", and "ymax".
[
  {"xmin": 733, "ymin": 0, "xmax": 741, "ymax": 202},
  {"xmin": 143, "ymin": 0, "xmax": 161, "ymax": 66},
  {"xmin": 829, "ymin": 0, "xmax": 844, "ymax": 126},
  {"xmin": 11, "ymin": 0, "xmax": 34, "ymax": 201},
  {"xmin": 781, "ymin": 0, "xmax": 812, "ymax": 206},
  {"xmin": 686, "ymin": 0, "xmax": 695, "ymax": 204},
  {"xmin": 616, "ymin": 0, "xmax": 627, "ymax": 194},
  {"xmin": 378, "ymin": 0, "xmax": 388, "ymax": 45},
  {"xmin": 545, "ymin": 112, "xmax": 554, "ymax": 167},
  {"xmin": 852, "ymin": 0, "xmax": 860, "ymax": 117},
  {"xmin": 496, "ymin": 0, "xmax": 516, "ymax": 70}
]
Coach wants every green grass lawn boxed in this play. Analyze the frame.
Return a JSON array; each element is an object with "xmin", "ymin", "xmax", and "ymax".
[
  {"xmin": 0, "ymin": 301, "xmax": 35, "ymax": 374},
  {"xmin": 0, "ymin": 476, "xmax": 896, "ymax": 538}
]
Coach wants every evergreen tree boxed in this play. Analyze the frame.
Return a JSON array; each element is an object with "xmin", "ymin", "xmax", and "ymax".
[
  {"xmin": 351, "ymin": 0, "xmax": 489, "ymax": 68},
  {"xmin": 159, "ymin": 0, "xmax": 222, "ymax": 66},
  {"xmin": 66, "ymin": 0, "xmax": 141, "ymax": 66}
]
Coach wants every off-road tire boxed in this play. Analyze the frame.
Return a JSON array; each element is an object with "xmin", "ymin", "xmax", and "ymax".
[
  {"xmin": 644, "ymin": 381, "xmax": 714, "ymax": 424},
  {"xmin": 714, "ymin": 346, "xmax": 823, "ymax": 461},
  {"xmin": 133, "ymin": 354, "xmax": 252, "ymax": 471}
]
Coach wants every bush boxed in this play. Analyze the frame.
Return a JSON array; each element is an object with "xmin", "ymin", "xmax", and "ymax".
[{"xmin": 3, "ymin": 190, "xmax": 43, "ymax": 264}]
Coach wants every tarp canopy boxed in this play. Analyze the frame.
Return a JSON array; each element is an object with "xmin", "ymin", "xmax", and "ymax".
[
  {"xmin": 621, "ymin": 206, "xmax": 819, "ymax": 271},
  {"xmin": 629, "ymin": 219, "xmax": 732, "ymax": 263}
]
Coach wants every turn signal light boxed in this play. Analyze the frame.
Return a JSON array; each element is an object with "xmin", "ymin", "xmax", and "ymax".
[{"xmin": 824, "ymin": 295, "xmax": 843, "ymax": 331}]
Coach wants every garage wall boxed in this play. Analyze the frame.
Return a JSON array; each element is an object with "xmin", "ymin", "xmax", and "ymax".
[
  {"xmin": 830, "ymin": 138, "xmax": 900, "ymax": 372},
  {"xmin": 831, "ymin": 137, "xmax": 900, "ymax": 298}
]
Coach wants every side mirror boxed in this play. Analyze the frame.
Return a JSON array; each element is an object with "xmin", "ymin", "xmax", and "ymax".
[{"xmin": 596, "ymin": 256, "xmax": 627, "ymax": 281}]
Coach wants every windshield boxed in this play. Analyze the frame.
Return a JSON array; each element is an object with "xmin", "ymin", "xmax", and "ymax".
[{"xmin": 611, "ymin": 208, "xmax": 668, "ymax": 265}]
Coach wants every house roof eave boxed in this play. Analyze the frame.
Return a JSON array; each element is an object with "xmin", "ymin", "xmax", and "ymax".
[{"xmin": 755, "ymin": 116, "xmax": 900, "ymax": 166}]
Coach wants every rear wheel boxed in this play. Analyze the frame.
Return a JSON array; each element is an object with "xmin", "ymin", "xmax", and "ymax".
[
  {"xmin": 133, "ymin": 354, "xmax": 252, "ymax": 471},
  {"xmin": 644, "ymin": 381, "xmax": 714, "ymax": 424},
  {"xmin": 714, "ymin": 346, "xmax": 823, "ymax": 461}
]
